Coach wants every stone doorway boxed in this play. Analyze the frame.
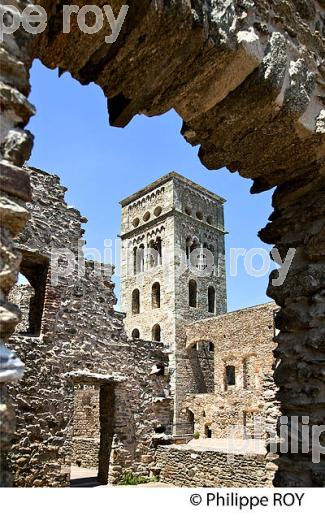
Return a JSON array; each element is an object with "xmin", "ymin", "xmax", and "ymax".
[{"xmin": 71, "ymin": 382, "xmax": 114, "ymax": 487}]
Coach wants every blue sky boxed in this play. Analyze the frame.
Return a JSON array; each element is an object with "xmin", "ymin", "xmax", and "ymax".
[{"xmin": 27, "ymin": 59, "xmax": 274, "ymax": 311}]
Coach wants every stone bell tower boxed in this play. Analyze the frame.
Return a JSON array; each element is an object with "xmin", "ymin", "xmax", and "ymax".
[{"xmin": 119, "ymin": 171, "xmax": 227, "ymax": 348}]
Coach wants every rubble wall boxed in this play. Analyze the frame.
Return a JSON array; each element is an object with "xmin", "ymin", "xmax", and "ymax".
[
  {"xmin": 180, "ymin": 304, "xmax": 279, "ymax": 439},
  {"xmin": 156, "ymin": 445, "xmax": 273, "ymax": 487},
  {"xmin": 8, "ymin": 168, "xmax": 173, "ymax": 487}
]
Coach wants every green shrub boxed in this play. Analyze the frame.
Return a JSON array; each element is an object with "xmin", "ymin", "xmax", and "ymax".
[
  {"xmin": 193, "ymin": 431, "xmax": 200, "ymax": 439},
  {"xmin": 118, "ymin": 472, "xmax": 159, "ymax": 486}
]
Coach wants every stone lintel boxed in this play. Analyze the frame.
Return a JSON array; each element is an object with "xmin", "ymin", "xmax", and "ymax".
[{"xmin": 65, "ymin": 370, "xmax": 126, "ymax": 385}]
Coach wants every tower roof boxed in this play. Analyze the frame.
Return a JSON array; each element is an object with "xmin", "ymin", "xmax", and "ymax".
[{"xmin": 119, "ymin": 171, "xmax": 226, "ymax": 207}]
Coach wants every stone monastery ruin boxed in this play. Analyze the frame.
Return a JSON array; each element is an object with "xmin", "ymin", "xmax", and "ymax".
[
  {"xmin": 7, "ymin": 167, "xmax": 278, "ymax": 487},
  {"xmin": 0, "ymin": 0, "xmax": 324, "ymax": 488}
]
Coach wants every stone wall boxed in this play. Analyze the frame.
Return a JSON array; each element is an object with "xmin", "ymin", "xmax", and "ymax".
[
  {"xmin": 72, "ymin": 438, "xmax": 100, "ymax": 469},
  {"xmin": 155, "ymin": 445, "xmax": 273, "ymax": 487},
  {"xmin": 73, "ymin": 385, "xmax": 100, "ymax": 439},
  {"xmin": 71, "ymin": 385, "xmax": 100, "ymax": 468},
  {"xmin": 1, "ymin": 0, "xmax": 324, "ymax": 487},
  {"xmin": 9, "ymin": 285, "xmax": 34, "ymax": 334},
  {"xmin": 7, "ymin": 167, "xmax": 173, "ymax": 487},
  {"xmin": 179, "ymin": 304, "xmax": 279, "ymax": 439}
]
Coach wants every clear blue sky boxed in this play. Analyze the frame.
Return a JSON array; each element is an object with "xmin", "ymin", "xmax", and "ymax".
[{"xmin": 27, "ymin": 59, "xmax": 274, "ymax": 312}]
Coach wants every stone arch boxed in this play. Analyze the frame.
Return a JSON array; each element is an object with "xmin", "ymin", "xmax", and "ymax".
[
  {"xmin": 1, "ymin": 0, "xmax": 324, "ymax": 487},
  {"xmin": 132, "ymin": 289, "xmax": 140, "ymax": 315},
  {"xmin": 132, "ymin": 246, "xmax": 138, "ymax": 275},
  {"xmin": 152, "ymin": 324, "xmax": 161, "ymax": 342},
  {"xmin": 131, "ymin": 328, "xmax": 140, "ymax": 340},
  {"xmin": 148, "ymin": 237, "xmax": 162, "ymax": 268},
  {"xmin": 151, "ymin": 282, "xmax": 161, "ymax": 309},
  {"xmin": 186, "ymin": 408, "xmax": 195, "ymax": 431},
  {"xmin": 138, "ymin": 244, "xmax": 145, "ymax": 273}
]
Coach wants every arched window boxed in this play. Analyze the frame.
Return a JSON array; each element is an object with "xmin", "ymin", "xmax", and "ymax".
[
  {"xmin": 138, "ymin": 244, "xmax": 145, "ymax": 272},
  {"xmin": 133, "ymin": 246, "xmax": 137, "ymax": 275},
  {"xmin": 152, "ymin": 282, "xmax": 161, "ymax": 309},
  {"xmin": 189, "ymin": 279, "xmax": 197, "ymax": 308},
  {"xmin": 186, "ymin": 409, "xmax": 195, "ymax": 435},
  {"xmin": 132, "ymin": 289, "xmax": 140, "ymax": 315},
  {"xmin": 132, "ymin": 328, "xmax": 140, "ymax": 339},
  {"xmin": 148, "ymin": 238, "xmax": 162, "ymax": 268},
  {"xmin": 186, "ymin": 237, "xmax": 192, "ymax": 264},
  {"xmin": 208, "ymin": 286, "xmax": 216, "ymax": 313},
  {"xmin": 156, "ymin": 237, "xmax": 162, "ymax": 265},
  {"xmin": 152, "ymin": 324, "xmax": 161, "ymax": 342},
  {"xmin": 190, "ymin": 238, "xmax": 200, "ymax": 255}
]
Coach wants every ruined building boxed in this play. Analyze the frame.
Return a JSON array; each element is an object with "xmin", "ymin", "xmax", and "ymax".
[
  {"xmin": 6, "ymin": 166, "xmax": 280, "ymax": 488},
  {"xmin": 120, "ymin": 174, "xmax": 279, "ymax": 439},
  {"xmin": 7, "ymin": 167, "xmax": 173, "ymax": 487},
  {"xmin": 181, "ymin": 303, "xmax": 279, "ymax": 441},
  {"xmin": 1, "ymin": 0, "xmax": 324, "ymax": 486},
  {"xmin": 153, "ymin": 300, "xmax": 279, "ymax": 488}
]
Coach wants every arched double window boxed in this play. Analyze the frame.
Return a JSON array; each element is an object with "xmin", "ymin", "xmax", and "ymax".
[
  {"xmin": 132, "ymin": 289, "xmax": 140, "ymax": 315},
  {"xmin": 186, "ymin": 237, "xmax": 199, "ymax": 265},
  {"xmin": 189, "ymin": 279, "xmax": 197, "ymax": 308},
  {"xmin": 148, "ymin": 238, "xmax": 162, "ymax": 268},
  {"xmin": 152, "ymin": 282, "xmax": 161, "ymax": 309},
  {"xmin": 133, "ymin": 245, "xmax": 145, "ymax": 274},
  {"xmin": 133, "ymin": 246, "xmax": 137, "ymax": 275},
  {"xmin": 208, "ymin": 286, "xmax": 216, "ymax": 313},
  {"xmin": 138, "ymin": 244, "xmax": 145, "ymax": 272},
  {"xmin": 152, "ymin": 324, "xmax": 161, "ymax": 342}
]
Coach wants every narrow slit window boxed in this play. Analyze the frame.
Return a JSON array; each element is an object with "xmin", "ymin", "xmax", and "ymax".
[
  {"xmin": 226, "ymin": 365, "xmax": 236, "ymax": 387},
  {"xmin": 189, "ymin": 279, "xmax": 197, "ymax": 308}
]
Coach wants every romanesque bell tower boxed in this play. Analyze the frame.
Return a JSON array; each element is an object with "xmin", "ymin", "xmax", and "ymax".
[{"xmin": 120, "ymin": 172, "xmax": 227, "ymax": 347}]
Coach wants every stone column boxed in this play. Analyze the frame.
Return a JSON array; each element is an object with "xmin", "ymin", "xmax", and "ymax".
[
  {"xmin": 260, "ymin": 168, "xmax": 325, "ymax": 486},
  {"xmin": 0, "ymin": 1, "xmax": 35, "ymax": 486}
]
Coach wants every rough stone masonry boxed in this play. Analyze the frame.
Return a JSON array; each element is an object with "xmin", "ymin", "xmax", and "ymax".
[
  {"xmin": 7, "ymin": 167, "xmax": 173, "ymax": 487},
  {"xmin": 119, "ymin": 171, "xmax": 227, "ymax": 426},
  {"xmin": 0, "ymin": 0, "xmax": 324, "ymax": 487},
  {"xmin": 8, "ymin": 167, "xmax": 280, "ymax": 488},
  {"xmin": 181, "ymin": 303, "xmax": 279, "ymax": 440}
]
